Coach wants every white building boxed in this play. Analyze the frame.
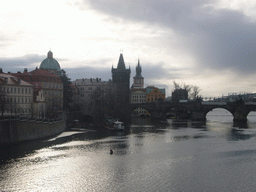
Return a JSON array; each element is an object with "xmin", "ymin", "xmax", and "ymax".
[{"xmin": 0, "ymin": 73, "xmax": 33, "ymax": 116}]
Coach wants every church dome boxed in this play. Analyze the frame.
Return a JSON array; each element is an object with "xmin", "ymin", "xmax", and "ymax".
[{"xmin": 39, "ymin": 51, "xmax": 61, "ymax": 72}]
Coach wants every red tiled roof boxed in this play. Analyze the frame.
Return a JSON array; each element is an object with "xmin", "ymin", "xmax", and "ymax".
[{"xmin": 12, "ymin": 68, "xmax": 62, "ymax": 83}]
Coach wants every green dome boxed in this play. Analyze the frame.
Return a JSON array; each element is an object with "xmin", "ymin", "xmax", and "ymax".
[{"xmin": 40, "ymin": 51, "xmax": 61, "ymax": 72}]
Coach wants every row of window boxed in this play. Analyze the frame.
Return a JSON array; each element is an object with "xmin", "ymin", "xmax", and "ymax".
[
  {"xmin": 132, "ymin": 95, "xmax": 146, "ymax": 99},
  {"xmin": 7, "ymin": 97, "xmax": 31, "ymax": 104},
  {"xmin": 44, "ymin": 83, "xmax": 62, "ymax": 89},
  {"xmin": 44, "ymin": 90, "xmax": 62, "ymax": 96},
  {"xmin": 80, "ymin": 87, "xmax": 102, "ymax": 91},
  {"xmin": 3, "ymin": 87, "xmax": 32, "ymax": 94}
]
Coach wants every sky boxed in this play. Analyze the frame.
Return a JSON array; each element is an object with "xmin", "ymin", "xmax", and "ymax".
[{"xmin": 1, "ymin": 0, "xmax": 256, "ymax": 97}]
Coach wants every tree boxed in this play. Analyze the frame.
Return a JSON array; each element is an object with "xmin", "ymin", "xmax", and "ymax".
[
  {"xmin": 173, "ymin": 81, "xmax": 202, "ymax": 101},
  {"xmin": 60, "ymin": 69, "xmax": 73, "ymax": 110},
  {"xmin": 0, "ymin": 86, "xmax": 7, "ymax": 116},
  {"xmin": 89, "ymin": 81, "xmax": 117, "ymax": 122}
]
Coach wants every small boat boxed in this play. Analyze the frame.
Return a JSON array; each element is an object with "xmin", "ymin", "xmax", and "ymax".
[
  {"xmin": 107, "ymin": 121, "xmax": 125, "ymax": 131},
  {"xmin": 113, "ymin": 121, "xmax": 125, "ymax": 130}
]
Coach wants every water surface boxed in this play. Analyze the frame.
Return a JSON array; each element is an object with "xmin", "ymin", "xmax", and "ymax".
[{"xmin": 1, "ymin": 109, "xmax": 256, "ymax": 191}]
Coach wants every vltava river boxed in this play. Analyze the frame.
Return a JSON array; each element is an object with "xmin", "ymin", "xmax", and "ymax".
[{"xmin": 1, "ymin": 109, "xmax": 256, "ymax": 191}]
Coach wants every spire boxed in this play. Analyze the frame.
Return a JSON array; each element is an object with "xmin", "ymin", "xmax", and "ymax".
[
  {"xmin": 135, "ymin": 59, "xmax": 142, "ymax": 77},
  {"xmin": 117, "ymin": 53, "xmax": 126, "ymax": 70},
  {"xmin": 47, "ymin": 50, "xmax": 53, "ymax": 59}
]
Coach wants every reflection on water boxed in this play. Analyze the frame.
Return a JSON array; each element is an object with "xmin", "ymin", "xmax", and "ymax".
[{"xmin": 1, "ymin": 110, "xmax": 256, "ymax": 191}]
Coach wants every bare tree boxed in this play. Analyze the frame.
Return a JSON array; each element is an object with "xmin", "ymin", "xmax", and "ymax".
[{"xmin": 173, "ymin": 81, "xmax": 202, "ymax": 101}]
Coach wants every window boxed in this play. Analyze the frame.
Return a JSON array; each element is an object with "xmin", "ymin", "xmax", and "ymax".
[
  {"xmin": 18, "ymin": 88, "xmax": 20, "ymax": 94},
  {"xmin": 14, "ymin": 88, "xmax": 16, "ymax": 93}
]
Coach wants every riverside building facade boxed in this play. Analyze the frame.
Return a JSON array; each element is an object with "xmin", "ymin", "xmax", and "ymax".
[
  {"xmin": 72, "ymin": 78, "xmax": 115, "ymax": 116},
  {"xmin": 0, "ymin": 72, "xmax": 33, "ymax": 116},
  {"xmin": 12, "ymin": 51, "xmax": 64, "ymax": 118}
]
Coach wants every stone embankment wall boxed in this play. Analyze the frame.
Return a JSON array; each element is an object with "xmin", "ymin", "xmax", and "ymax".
[{"xmin": 0, "ymin": 119, "xmax": 66, "ymax": 145}]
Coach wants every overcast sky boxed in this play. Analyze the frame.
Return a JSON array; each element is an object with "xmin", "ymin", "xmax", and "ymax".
[{"xmin": 1, "ymin": 0, "xmax": 256, "ymax": 97}]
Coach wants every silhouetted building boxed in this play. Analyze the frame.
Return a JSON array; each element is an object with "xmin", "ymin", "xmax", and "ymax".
[
  {"xmin": 172, "ymin": 88, "xmax": 188, "ymax": 102},
  {"xmin": 112, "ymin": 53, "xmax": 131, "ymax": 120}
]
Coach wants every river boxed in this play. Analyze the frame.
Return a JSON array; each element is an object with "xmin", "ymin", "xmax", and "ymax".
[{"xmin": 1, "ymin": 109, "xmax": 256, "ymax": 191}]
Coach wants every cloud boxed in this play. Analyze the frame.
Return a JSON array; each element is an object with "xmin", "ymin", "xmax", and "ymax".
[
  {"xmin": 0, "ymin": 33, "xmax": 12, "ymax": 47},
  {"xmin": 66, "ymin": 61, "xmax": 180, "ymax": 82},
  {"xmin": 83, "ymin": 0, "xmax": 256, "ymax": 75},
  {"xmin": 0, "ymin": 54, "xmax": 45, "ymax": 72}
]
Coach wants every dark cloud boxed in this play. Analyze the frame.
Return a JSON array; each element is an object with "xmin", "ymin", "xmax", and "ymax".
[
  {"xmin": 0, "ymin": 54, "xmax": 45, "ymax": 72},
  {"xmin": 83, "ymin": 0, "xmax": 256, "ymax": 75}
]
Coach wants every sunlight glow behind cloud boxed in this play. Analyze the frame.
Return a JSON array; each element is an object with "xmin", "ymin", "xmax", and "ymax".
[{"xmin": 1, "ymin": 0, "xmax": 256, "ymax": 97}]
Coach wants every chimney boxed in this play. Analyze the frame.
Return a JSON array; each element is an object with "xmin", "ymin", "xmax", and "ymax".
[
  {"xmin": 0, "ymin": 68, "xmax": 3, "ymax": 73},
  {"xmin": 24, "ymin": 68, "xmax": 28, "ymax": 73}
]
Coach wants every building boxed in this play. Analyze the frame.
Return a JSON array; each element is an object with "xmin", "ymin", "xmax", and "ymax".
[
  {"xmin": 131, "ymin": 60, "xmax": 144, "ymax": 89},
  {"xmin": 131, "ymin": 60, "xmax": 146, "ymax": 103},
  {"xmin": 130, "ymin": 60, "xmax": 148, "ymax": 116},
  {"xmin": 0, "ymin": 72, "xmax": 33, "ymax": 116},
  {"xmin": 111, "ymin": 53, "xmax": 131, "ymax": 120},
  {"xmin": 72, "ymin": 78, "xmax": 115, "ymax": 117},
  {"xmin": 146, "ymin": 86, "xmax": 165, "ymax": 103},
  {"xmin": 12, "ymin": 51, "xmax": 64, "ymax": 118},
  {"xmin": 172, "ymin": 88, "xmax": 188, "ymax": 102}
]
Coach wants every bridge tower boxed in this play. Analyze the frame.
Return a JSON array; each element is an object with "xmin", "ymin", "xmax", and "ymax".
[{"xmin": 112, "ymin": 53, "xmax": 131, "ymax": 120}]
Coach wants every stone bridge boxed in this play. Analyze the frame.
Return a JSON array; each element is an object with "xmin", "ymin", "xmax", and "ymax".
[{"xmin": 130, "ymin": 100, "xmax": 256, "ymax": 123}]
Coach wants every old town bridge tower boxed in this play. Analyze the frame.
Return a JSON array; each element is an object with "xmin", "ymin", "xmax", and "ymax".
[{"xmin": 111, "ymin": 53, "xmax": 131, "ymax": 120}]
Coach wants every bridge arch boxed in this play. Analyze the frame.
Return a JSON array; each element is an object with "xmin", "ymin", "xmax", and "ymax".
[
  {"xmin": 163, "ymin": 105, "xmax": 191, "ymax": 119},
  {"xmin": 206, "ymin": 108, "xmax": 233, "ymax": 122},
  {"xmin": 131, "ymin": 106, "xmax": 151, "ymax": 117},
  {"xmin": 204, "ymin": 106, "xmax": 233, "ymax": 118}
]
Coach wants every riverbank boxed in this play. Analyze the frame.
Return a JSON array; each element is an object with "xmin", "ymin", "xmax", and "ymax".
[{"xmin": 0, "ymin": 119, "xmax": 66, "ymax": 146}]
